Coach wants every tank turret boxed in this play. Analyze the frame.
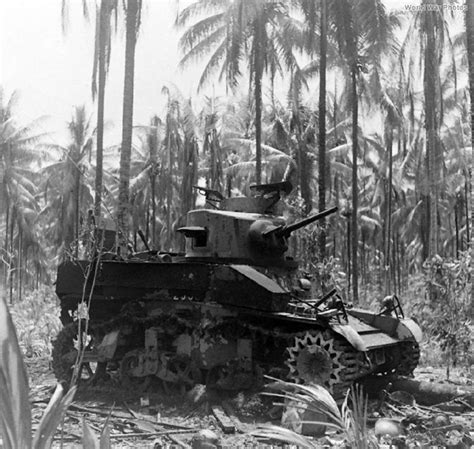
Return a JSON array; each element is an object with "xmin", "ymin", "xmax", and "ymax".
[
  {"xmin": 177, "ymin": 183, "xmax": 337, "ymax": 265},
  {"xmin": 248, "ymin": 206, "xmax": 338, "ymax": 257}
]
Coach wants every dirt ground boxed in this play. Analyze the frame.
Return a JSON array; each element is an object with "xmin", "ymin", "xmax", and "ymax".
[{"xmin": 26, "ymin": 358, "xmax": 474, "ymax": 448}]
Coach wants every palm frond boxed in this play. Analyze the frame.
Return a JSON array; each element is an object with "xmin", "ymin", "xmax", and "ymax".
[
  {"xmin": 179, "ymin": 25, "xmax": 226, "ymax": 68},
  {"xmin": 179, "ymin": 13, "xmax": 225, "ymax": 52},
  {"xmin": 175, "ymin": 0, "xmax": 227, "ymax": 27}
]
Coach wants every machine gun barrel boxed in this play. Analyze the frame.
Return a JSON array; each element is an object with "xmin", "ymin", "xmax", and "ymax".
[{"xmin": 266, "ymin": 206, "xmax": 338, "ymax": 238}]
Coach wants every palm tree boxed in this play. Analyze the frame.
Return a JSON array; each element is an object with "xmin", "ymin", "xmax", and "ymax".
[
  {"xmin": 133, "ymin": 115, "xmax": 162, "ymax": 248},
  {"xmin": 177, "ymin": 0, "xmax": 302, "ymax": 185},
  {"xmin": 93, "ymin": 0, "xmax": 118, "ymax": 224},
  {"xmin": 117, "ymin": 0, "xmax": 142, "ymax": 256},
  {"xmin": 401, "ymin": 0, "xmax": 460, "ymax": 259},
  {"xmin": 181, "ymin": 100, "xmax": 199, "ymax": 218},
  {"xmin": 318, "ymin": 0, "xmax": 328, "ymax": 259},
  {"xmin": 160, "ymin": 85, "xmax": 183, "ymax": 250},
  {"xmin": 62, "ymin": 0, "xmax": 118, "ymax": 224},
  {"xmin": 40, "ymin": 106, "xmax": 94, "ymax": 257},
  {"xmin": 0, "ymin": 89, "xmax": 46, "ymax": 301},
  {"xmin": 201, "ymin": 98, "xmax": 224, "ymax": 192},
  {"xmin": 467, "ymin": 0, "xmax": 474, "ymax": 253},
  {"xmin": 328, "ymin": 0, "xmax": 398, "ymax": 303},
  {"xmin": 296, "ymin": 0, "xmax": 329, "ymax": 256}
]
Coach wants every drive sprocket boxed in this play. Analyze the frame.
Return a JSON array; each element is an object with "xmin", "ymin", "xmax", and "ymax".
[{"xmin": 286, "ymin": 329, "xmax": 367, "ymax": 398}]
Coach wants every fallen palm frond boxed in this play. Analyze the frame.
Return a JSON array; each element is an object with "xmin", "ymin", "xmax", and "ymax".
[{"xmin": 252, "ymin": 376, "xmax": 378, "ymax": 448}]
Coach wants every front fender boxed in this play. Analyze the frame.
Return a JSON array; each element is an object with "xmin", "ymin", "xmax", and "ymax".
[
  {"xmin": 329, "ymin": 323, "xmax": 367, "ymax": 351},
  {"xmin": 396, "ymin": 319, "xmax": 423, "ymax": 342}
]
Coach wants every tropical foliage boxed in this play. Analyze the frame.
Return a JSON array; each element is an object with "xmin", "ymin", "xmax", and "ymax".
[
  {"xmin": 253, "ymin": 377, "xmax": 377, "ymax": 448},
  {"xmin": 0, "ymin": 0, "xmax": 471, "ymax": 313}
]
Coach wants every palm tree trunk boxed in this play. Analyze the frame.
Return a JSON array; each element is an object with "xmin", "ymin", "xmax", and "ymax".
[
  {"xmin": 454, "ymin": 202, "xmax": 459, "ymax": 256},
  {"xmin": 74, "ymin": 165, "xmax": 81, "ymax": 257},
  {"xmin": 424, "ymin": 11, "xmax": 439, "ymax": 258},
  {"xmin": 166, "ymin": 127, "xmax": 173, "ymax": 249},
  {"xmin": 350, "ymin": 66, "xmax": 359, "ymax": 304},
  {"xmin": 318, "ymin": 0, "xmax": 328, "ymax": 261},
  {"xmin": 149, "ymin": 115, "xmax": 159, "ymax": 249},
  {"xmin": 3, "ymin": 200, "xmax": 9, "ymax": 294},
  {"xmin": 253, "ymin": 18, "xmax": 264, "ymax": 185},
  {"xmin": 9, "ymin": 208, "xmax": 15, "ymax": 304},
  {"xmin": 467, "ymin": 2, "xmax": 474, "ymax": 253},
  {"xmin": 151, "ymin": 174, "xmax": 156, "ymax": 248},
  {"xmin": 118, "ymin": 0, "xmax": 139, "ymax": 256},
  {"xmin": 384, "ymin": 127, "xmax": 393, "ymax": 294},
  {"xmin": 94, "ymin": 0, "xmax": 108, "ymax": 223},
  {"xmin": 17, "ymin": 227, "xmax": 22, "ymax": 303},
  {"xmin": 465, "ymin": 181, "xmax": 471, "ymax": 246}
]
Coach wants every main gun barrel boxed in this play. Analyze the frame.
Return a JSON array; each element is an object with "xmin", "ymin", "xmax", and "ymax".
[{"xmin": 263, "ymin": 206, "xmax": 338, "ymax": 238}]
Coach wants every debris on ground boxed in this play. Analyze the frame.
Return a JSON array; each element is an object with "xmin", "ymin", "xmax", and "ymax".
[{"xmin": 27, "ymin": 358, "xmax": 474, "ymax": 448}]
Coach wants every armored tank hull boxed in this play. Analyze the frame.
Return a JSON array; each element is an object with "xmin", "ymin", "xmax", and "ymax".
[
  {"xmin": 53, "ymin": 256, "xmax": 421, "ymax": 398},
  {"xmin": 53, "ymin": 182, "xmax": 421, "ymax": 397}
]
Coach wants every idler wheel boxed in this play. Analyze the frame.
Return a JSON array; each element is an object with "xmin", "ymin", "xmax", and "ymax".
[
  {"xmin": 52, "ymin": 321, "xmax": 106, "ymax": 387},
  {"xmin": 286, "ymin": 330, "xmax": 344, "ymax": 392}
]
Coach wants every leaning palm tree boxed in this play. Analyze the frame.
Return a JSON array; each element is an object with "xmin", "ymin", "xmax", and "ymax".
[{"xmin": 176, "ymin": 0, "xmax": 303, "ymax": 185}]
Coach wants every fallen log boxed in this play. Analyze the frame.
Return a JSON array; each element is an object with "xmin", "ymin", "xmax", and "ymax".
[{"xmin": 359, "ymin": 375, "xmax": 474, "ymax": 407}]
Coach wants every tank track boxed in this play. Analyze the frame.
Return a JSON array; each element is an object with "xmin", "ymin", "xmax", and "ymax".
[
  {"xmin": 52, "ymin": 308, "xmax": 414, "ymax": 398},
  {"xmin": 51, "ymin": 309, "xmax": 194, "ymax": 386},
  {"xmin": 395, "ymin": 340, "xmax": 420, "ymax": 376},
  {"xmin": 52, "ymin": 321, "xmax": 106, "ymax": 386},
  {"xmin": 52, "ymin": 322, "xmax": 79, "ymax": 385}
]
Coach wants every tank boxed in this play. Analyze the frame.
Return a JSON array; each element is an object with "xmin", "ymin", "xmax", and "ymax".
[{"xmin": 52, "ymin": 181, "xmax": 422, "ymax": 398}]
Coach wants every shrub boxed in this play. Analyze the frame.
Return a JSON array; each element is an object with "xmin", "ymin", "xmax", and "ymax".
[
  {"xmin": 412, "ymin": 252, "xmax": 473, "ymax": 368},
  {"xmin": 10, "ymin": 286, "xmax": 62, "ymax": 358}
]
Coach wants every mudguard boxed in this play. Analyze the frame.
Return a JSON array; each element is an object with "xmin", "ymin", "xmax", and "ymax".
[
  {"xmin": 396, "ymin": 319, "xmax": 423, "ymax": 342},
  {"xmin": 329, "ymin": 323, "xmax": 367, "ymax": 351}
]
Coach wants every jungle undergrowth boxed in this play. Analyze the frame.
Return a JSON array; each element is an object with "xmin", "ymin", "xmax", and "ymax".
[{"xmin": 10, "ymin": 285, "xmax": 62, "ymax": 358}]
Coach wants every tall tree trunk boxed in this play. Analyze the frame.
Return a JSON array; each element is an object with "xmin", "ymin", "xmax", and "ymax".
[
  {"xmin": 17, "ymin": 227, "xmax": 22, "ymax": 303},
  {"xmin": 454, "ymin": 199, "xmax": 459, "ymax": 256},
  {"xmin": 149, "ymin": 115, "xmax": 159, "ymax": 249},
  {"xmin": 350, "ymin": 66, "xmax": 359, "ymax": 304},
  {"xmin": 74, "ymin": 164, "xmax": 81, "ymax": 257},
  {"xmin": 3, "ymin": 200, "xmax": 9, "ymax": 295},
  {"xmin": 318, "ymin": 0, "xmax": 328, "ymax": 261},
  {"xmin": 94, "ymin": 0, "xmax": 108, "ymax": 223},
  {"xmin": 467, "ymin": 1, "xmax": 474, "ymax": 254},
  {"xmin": 384, "ymin": 127, "xmax": 393, "ymax": 294},
  {"xmin": 9, "ymin": 209, "xmax": 15, "ymax": 304},
  {"xmin": 165, "ymin": 120, "xmax": 173, "ymax": 249},
  {"xmin": 253, "ymin": 18, "xmax": 264, "ymax": 185},
  {"xmin": 118, "ymin": 0, "xmax": 139, "ymax": 256},
  {"xmin": 465, "ymin": 181, "xmax": 471, "ymax": 246},
  {"xmin": 424, "ymin": 9, "xmax": 440, "ymax": 258}
]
